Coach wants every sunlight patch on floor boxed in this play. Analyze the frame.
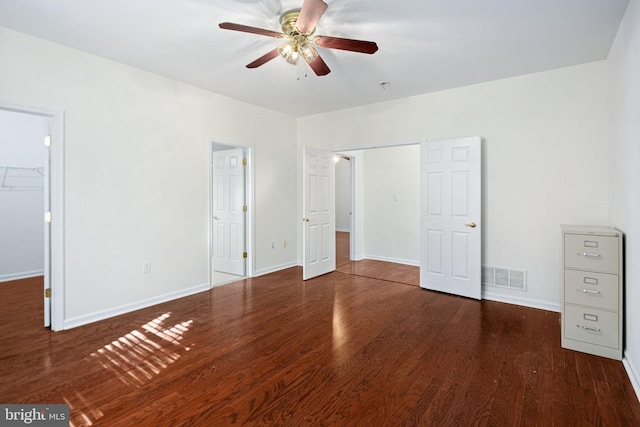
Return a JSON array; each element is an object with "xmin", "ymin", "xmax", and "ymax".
[{"xmin": 89, "ymin": 312, "xmax": 193, "ymax": 389}]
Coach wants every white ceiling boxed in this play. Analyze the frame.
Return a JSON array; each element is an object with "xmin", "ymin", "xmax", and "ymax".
[{"xmin": 0, "ymin": 0, "xmax": 630, "ymax": 117}]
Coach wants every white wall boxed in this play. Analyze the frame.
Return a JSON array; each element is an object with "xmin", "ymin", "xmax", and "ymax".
[
  {"xmin": 0, "ymin": 110, "xmax": 46, "ymax": 281},
  {"xmin": 335, "ymin": 157, "xmax": 351, "ymax": 232},
  {"xmin": 362, "ymin": 145, "xmax": 420, "ymax": 265},
  {"xmin": 298, "ymin": 61, "xmax": 610, "ymax": 310},
  {"xmin": 608, "ymin": 0, "xmax": 640, "ymax": 397},
  {"xmin": 0, "ymin": 27, "xmax": 297, "ymax": 327}
]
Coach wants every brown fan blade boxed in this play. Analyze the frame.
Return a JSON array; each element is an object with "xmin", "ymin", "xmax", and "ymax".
[
  {"xmin": 314, "ymin": 36, "xmax": 379, "ymax": 54},
  {"xmin": 246, "ymin": 48, "xmax": 280, "ymax": 68},
  {"xmin": 296, "ymin": 0, "xmax": 328, "ymax": 34},
  {"xmin": 306, "ymin": 53, "xmax": 331, "ymax": 76},
  {"xmin": 219, "ymin": 22, "xmax": 284, "ymax": 39}
]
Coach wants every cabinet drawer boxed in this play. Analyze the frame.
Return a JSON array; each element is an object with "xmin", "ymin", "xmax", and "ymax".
[
  {"xmin": 564, "ymin": 234, "xmax": 618, "ymax": 273},
  {"xmin": 564, "ymin": 305, "xmax": 619, "ymax": 349},
  {"xmin": 564, "ymin": 270, "xmax": 619, "ymax": 311}
]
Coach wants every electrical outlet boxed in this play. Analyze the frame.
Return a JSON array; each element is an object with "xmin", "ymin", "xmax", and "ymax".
[
  {"xmin": 143, "ymin": 261, "xmax": 151, "ymax": 274},
  {"xmin": 283, "ymin": 240, "xmax": 287, "ymax": 248},
  {"xmin": 270, "ymin": 241, "xmax": 275, "ymax": 249}
]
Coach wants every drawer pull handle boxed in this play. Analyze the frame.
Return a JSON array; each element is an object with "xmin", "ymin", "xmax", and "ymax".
[
  {"xmin": 577, "ymin": 288, "xmax": 601, "ymax": 295},
  {"xmin": 579, "ymin": 252, "xmax": 601, "ymax": 258},
  {"xmin": 577, "ymin": 325, "xmax": 601, "ymax": 333}
]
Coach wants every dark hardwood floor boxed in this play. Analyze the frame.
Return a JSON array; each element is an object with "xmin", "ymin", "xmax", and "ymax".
[
  {"xmin": 2, "ymin": 250, "xmax": 640, "ymax": 425},
  {"xmin": 335, "ymin": 231, "xmax": 420, "ymax": 287}
]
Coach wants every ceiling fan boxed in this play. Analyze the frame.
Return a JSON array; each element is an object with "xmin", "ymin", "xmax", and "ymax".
[{"xmin": 219, "ymin": 0, "xmax": 378, "ymax": 76}]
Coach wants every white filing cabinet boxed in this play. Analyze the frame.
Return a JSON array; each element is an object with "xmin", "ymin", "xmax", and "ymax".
[{"xmin": 561, "ymin": 225, "xmax": 623, "ymax": 360}]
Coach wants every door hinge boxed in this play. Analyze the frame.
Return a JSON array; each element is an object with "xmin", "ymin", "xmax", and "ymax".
[
  {"xmin": 44, "ymin": 212, "xmax": 52, "ymax": 223},
  {"xmin": 243, "ymin": 205, "xmax": 247, "ymax": 212},
  {"xmin": 243, "ymin": 252, "xmax": 247, "ymax": 259},
  {"xmin": 45, "ymin": 288, "xmax": 51, "ymax": 298},
  {"xmin": 44, "ymin": 135, "xmax": 52, "ymax": 147},
  {"xmin": 242, "ymin": 159, "xmax": 247, "ymax": 166}
]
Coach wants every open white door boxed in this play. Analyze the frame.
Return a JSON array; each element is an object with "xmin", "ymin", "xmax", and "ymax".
[
  {"xmin": 44, "ymin": 133, "xmax": 51, "ymax": 327},
  {"xmin": 303, "ymin": 147, "xmax": 336, "ymax": 280},
  {"xmin": 212, "ymin": 148, "xmax": 246, "ymax": 276},
  {"xmin": 420, "ymin": 137, "xmax": 481, "ymax": 299}
]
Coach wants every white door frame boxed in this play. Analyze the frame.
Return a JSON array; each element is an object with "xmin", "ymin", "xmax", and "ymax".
[
  {"xmin": 1, "ymin": 102, "xmax": 65, "ymax": 331},
  {"xmin": 208, "ymin": 139, "xmax": 254, "ymax": 287},
  {"xmin": 349, "ymin": 156, "xmax": 356, "ymax": 261}
]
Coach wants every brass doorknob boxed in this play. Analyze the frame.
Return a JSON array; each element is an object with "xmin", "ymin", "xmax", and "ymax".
[
  {"xmin": 303, "ymin": 218, "xmax": 310, "ymax": 222},
  {"xmin": 464, "ymin": 222, "xmax": 477, "ymax": 228},
  {"xmin": 213, "ymin": 215, "xmax": 220, "ymax": 220}
]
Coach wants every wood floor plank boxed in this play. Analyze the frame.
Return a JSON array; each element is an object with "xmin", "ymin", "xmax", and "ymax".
[
  {"xmin": 548, "ymin": 319, "xmax": 573, "ymax": 425},
  {"xmin": 1, "ymin": 264, "xmax": 639, "ymax": 426}
]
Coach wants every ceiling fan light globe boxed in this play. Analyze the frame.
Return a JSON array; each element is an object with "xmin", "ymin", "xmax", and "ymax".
[
  {"xmin": 290, "ymin": 50, "xmax": 300, "ymax": 65},
  {"xmin": 300, "ymin": 43, "xmax": 319, "ymax": 62},
  {"xmin": 279, "ymin": 42, "xmax": 300, "ymax": 65}
]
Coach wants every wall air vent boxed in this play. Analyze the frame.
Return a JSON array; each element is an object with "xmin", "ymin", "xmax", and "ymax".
[{"xmin": 482, "ymin": 266, "xmax": 527, "ymax": 291}]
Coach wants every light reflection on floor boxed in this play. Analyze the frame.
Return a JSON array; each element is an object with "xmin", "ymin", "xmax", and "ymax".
[
  {"xmin": 90, "ymin": 312, "xmax": 193, "ymax": 388},
  {"xmin": 65, "ymin": 312, "xmax": 194, "ymax": 426},
  {"xmin": 65, "ymin": 391, "xmax": 104, "ymax": 427},
  {"xmin": 332, "ymin": 296, "xmax": 346, "ymax": 354}
]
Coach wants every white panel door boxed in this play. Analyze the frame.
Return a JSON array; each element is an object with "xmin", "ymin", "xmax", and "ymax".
[
  {"xmin": 212, "ymin": 148, "xmax": 246, "ymax": 276},
  {"xmin": 420, "ymin": 137, "xmax": 481, "ymax": 299},
  {"xmin": 303, "ymin": 147, "xmax": 336, "ymax": 280}
]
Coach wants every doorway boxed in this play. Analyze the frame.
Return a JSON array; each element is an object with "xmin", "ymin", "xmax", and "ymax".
[
  {"xmin": 335, "ymin": 154, "xmax": 353, "ymax": 267},
  {"xmin": 209, "ymin": 141, "xmax": 253, "ymax": 287},
  {"xmin": 335, "ymin": 139, "xmax": 481, "ymax": 297},
  {"xmin": 0, "ymin": 105, "xmax": 64, "ymax": 330},
  {"xmin": 336, "ymin": 145, "xmax": 421, "ymax": 267},
  {"xmin": 334, "ymin": 146, "xmax": 421, "ymax": 286}
]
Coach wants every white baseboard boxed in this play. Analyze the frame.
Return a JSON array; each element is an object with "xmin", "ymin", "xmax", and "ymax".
[
  {"xmin": 0, "ymin": 270, "xmax": 44, "ymax": 282},
  {"xmin": 254, "ymin": 261, "xmax": 299, "ymax": 277},
  {"xmin": 210, "ymin": 278, "xmax": 243, "ymax": 288},
  {"xmin": 623, "ymin": 354, "xmax": 640, "ymax": 404},
  {"xmin": 336, "ymin": 228, "xmax": 351, "ymax": 233},
  {"xmin": 63, "ymin": 282, "xmax": 210, "ymax": 330},
  {"xmin": 362, "ymin": 254, "xmax": 420, "ymax": 267},
  {"xmin": 481, "ymin": 288, "xmax": 561, "ymax": 312}
]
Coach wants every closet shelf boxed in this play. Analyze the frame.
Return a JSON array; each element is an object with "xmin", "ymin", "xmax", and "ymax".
[{"xmin": 0, "ymin": 166, "xmax": 44, "ymax": 191}]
